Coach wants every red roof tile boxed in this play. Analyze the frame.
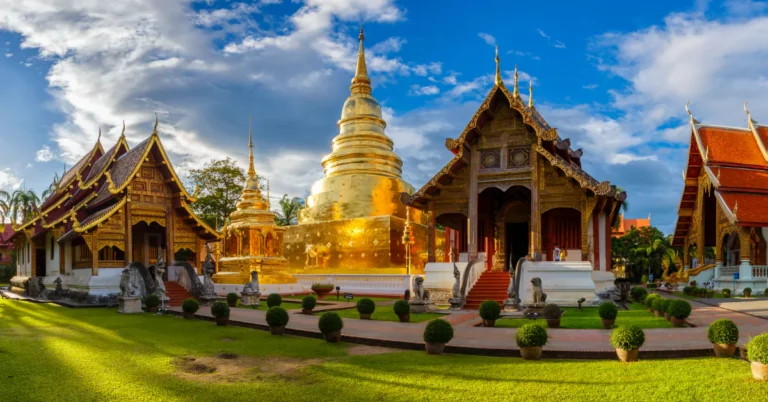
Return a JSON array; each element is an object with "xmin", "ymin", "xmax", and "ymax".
[
  {"xmin": 720, "ymin": 192, "xmax": 768, "ymax": 225},
  {"xmin": 698, "ymin": 126, "xmax": 766, "ymax": 168},
  {"xmin": 715, "ymin": 167, "xmax": 768, "ymax": 191}
]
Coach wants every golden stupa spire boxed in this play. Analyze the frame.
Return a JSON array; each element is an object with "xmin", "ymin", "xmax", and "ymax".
[
  {"xmin": 248, "ymin": 115, "xmax": 256, "ymax": 179},
  {"xmin": 513, "ymin": 65, "xmax": 519, "ymax": 98},
  {"xmin": 350, "ymin": 26, "xmax": 372, "ymax": 95},
  {"xmin": 234, "ymin": 116, "xmax": 265, "ymax": 211},
  {"xmin": 494, "ymin": 45, "xmax": 502, "ymax": 86},
  {"xmin": 528, "ymin": 80, "xmax": 534, "ymax": 107}
]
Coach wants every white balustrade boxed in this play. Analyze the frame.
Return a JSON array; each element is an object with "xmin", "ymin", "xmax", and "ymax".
[
  {"xmin": 293, "ymin": 274, "xmax": 417, "ymax": 296},
  {"xmin": 720, "ymin": 265, "xmax": 740, "ymax": 278},
  {"xmin": 462, "ymin": 262, "xmax": 485, "ymax": 297},
  {"xmin": 752, "ymin": 265, "xmax": 768, "ymax": 279}
]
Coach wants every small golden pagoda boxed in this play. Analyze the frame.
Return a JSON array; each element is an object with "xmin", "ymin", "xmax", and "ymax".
[
  {"xmin": 284, "ymin": 28, "xmax": 437, "ymax": 274},
  {"xmin": 213, "ymin": 121, "xmax": 294, "ymax": 285}
]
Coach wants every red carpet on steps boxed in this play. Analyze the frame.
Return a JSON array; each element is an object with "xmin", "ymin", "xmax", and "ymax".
[
  {"xmin": 464, "ymin": 271, "xmax": 510, "ymax": 309},
  {"xmin": 164, "ymin": 282, "xmax": 194, "ymax": 307}
]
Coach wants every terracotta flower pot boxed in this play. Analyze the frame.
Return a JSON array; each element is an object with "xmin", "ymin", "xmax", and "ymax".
[
  {"xmin": 183, "ymin": 312, "xmax": 195, "ymax": 320},
  {"xmin": 616, "ymin": 348, "xmax": 639, "ymax": 362},
  {"xmin": 482, "ymin": 319, "xmax": 496, "ymax": 327},
  {"xmin": 359, "ymin": 313, "xmax": 372, "ymax": 320},
  {"xmin": 269, "ymin": 325, "xmax": 286, "ymax": 335},
  {"xmin": 228, "ymin": 301, "xmax": 237, "ymax": 308},
  {"xmin": 313, "ymin": 288, "xmax": 333, "ymax": 300},
  {"xmin": 751, "ymin": 362, "xmax": 768, "ymax": 380},
  {"xmin": 712, "ymin": 343, "xmax": 736, "ymax": 358},
  {"xmin": 519, "ymin": 346, "xmax": 542, "ymax": 360},
  {"xmin": 425, "ymin": 342, "xmax": 446, "ymax": 355},
  {"xmin": 654, "ymin": 310, "xmax": 663, "ymax": 317},
  {"xmin": 215, "ymin": 317, "xmax": 229, "ymax": 326},
  {"xmin": 601, "ymin": 318, "xmax": 615, "ymax": 329},
  {"xmin": 398, "ymin": 313, "xmax": 411, "ymax": 323},
  {"xmin": 744, "ymin": 291, "xmax": 752, "ymax": 298},
  {"xmin": 302, "ymin": 308, "xmax": 313, "ymax": 315},
  {"xmin": 148, "ymin": 306, "xmax": 159, "ymax": 313},
  {"xmin": 323, "ymin": 331, "xmax": 342, "ymax": 343},
  {"xmin": 546, "ymin": 318, "xmax": 561, "ymax": 329},
  {"xmin": 671, "ymin": 317, "xmax": 686, "ymax": 327}
]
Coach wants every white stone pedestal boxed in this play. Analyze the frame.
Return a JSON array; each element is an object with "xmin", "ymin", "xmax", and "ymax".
[
  {"xmin": 423, "ymin": 262, "xmax": 468, "ymax": 304},
  {"xmin": 118, "ymin": 296, "xmax": 142, "ymax": 314},
  {"xmin": 409, "ymin": 300, "xmax": 434, "ymax": 313},
  {"xmin": 200, "ymin": 295, "xmax": 224, "ymax": 306},
  {"xmin": 240, "ymin": 293, "xmax": 261, "ymax": 307},
  {"xmin": 519, "ymin": 261, "xmax": 600, "ymax": 306}
]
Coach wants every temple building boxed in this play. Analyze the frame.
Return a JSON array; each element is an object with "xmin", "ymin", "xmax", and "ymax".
[
  {"xmin": 283, "ymin": 28, "xmax": 443, "ymax": 274},
  {"xmin": 0, "ymin": 224, "xmax": 14, "ymax": 265},
  {"xmin": 9, "ymin": 120, "xmax": 220, "ymax": 295},
  {"xmin": 671, "ymin": 103, "xmax": 768, "ymax": 293},
  {"xmin": 612, "ymin": 213, "xmax": 651, "ymax": 238}
]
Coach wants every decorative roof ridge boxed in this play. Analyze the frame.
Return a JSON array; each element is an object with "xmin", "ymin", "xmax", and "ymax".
[
  {"xmin": 178, "ymin": 198, "xmax": 221, "ymax": 238},
  {"xmin": 713, "ymin": 191, "xmax": 737, "ymax": 224},
  {"xmin": 74, "ymin": 197, "xmax": 126, "ymax": 233},
  {"xmin": 686, "ymin": 102, "xmax": 709, "ymax": 165},
  {"xmin": 695, "ymin": 123, "xmax": 751, "ymax": 132},
  {"xmin": 745, "ymin": 101, "xmax": 768, "ymax": 164},
  {"xmin": 57, "ymin": 134, "xmax": 105, "ymax": 191},
  {"xmin": 79, "ymin": 128, "xmax": 131, "ymax": 190}
]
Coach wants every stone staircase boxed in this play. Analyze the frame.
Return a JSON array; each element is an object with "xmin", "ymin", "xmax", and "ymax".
[
  {"xmin": 165, "ymin": 281, "xmax": 194, "ymax": 307},
  {"xmin": 464, "ymin": 271, "xmax": 510, "ymax": 309}
]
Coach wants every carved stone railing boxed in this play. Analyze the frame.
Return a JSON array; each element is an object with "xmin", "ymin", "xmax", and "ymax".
[
  {"xmin": 293, "ymin": 274, "xmax": 415, "ymax": 295},
  {"xmin": 720, "ymin": 265, "xmax": 739, "ymax": 278},
  {"xmin": 459, "ymin": 259, "xmax": 484, "ymax": 307},
  {"xmin": 753, "ymin": 266, "xmax": 768, "ymax": 279}
]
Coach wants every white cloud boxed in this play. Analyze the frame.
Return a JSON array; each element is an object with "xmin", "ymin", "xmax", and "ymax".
[
  {"xmin": 408, "ymin": 84, "xmax": 439, "ymax": 96},
  {"xmin": 583, "ymin": 84, "xmax": 598, "ymax": 89},
  {"xmin": 35, "ymin": 145, "xmax": 54, "ymax": 162},
  {"xmin": 537, "ymin": 29, "xmax": 551, "ymax": 39},
  {"xmin": 554, "ymin": 40, "xmax": 566, "ymax": 49},
  {"xmin": 370, "ymin": 37, "xmax": 406, "ymax": 53},
  {"xmin": 537, "ymin": 28, "xmax": 566, "ymax": 49},
  {"xmin": 0, "ymin": 169, "xmax": 23, "ymax": 192},
  {"xmin": 4, "ymin": 53, "xmax": 11, "ymax": 57},
  {"xmin": 477, "ymin": 32, "xmax": 496, "ymax": 46}
]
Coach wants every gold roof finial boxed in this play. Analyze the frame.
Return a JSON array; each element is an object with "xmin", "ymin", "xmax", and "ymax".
[
  {"xmin": 513, "ymin": 65, "xmax": 519, "ymax": 98},
  {"xmin": 350, "ymin": 26, "xmax": 372, "ymax": 95},
  {"xmin": 528, "ymin": 80, "xmax": 534, "ymax": 108},
  {"xmin": 266, "ymin": 177, "xmax": 270, "ymax": 208},
  {"xmin": 685, "ymin": 101, "xmax": 700, "ymax": 124},
  {"xmin": 248, "ymin": 116, "xmax": 256, "ymax": 179},
  {"xmin": 152, "ymin": 113, "xmax": 159, "ymax": 135},
  {"xmin": 120, "ymin": 120, "xmax": 126, "ymax": 138},
  {"xmin": 494, "ymin": 45, "xmax": 502, "ymax": 86},
  {"xmin": 733, "ymin": 200, "xmax": 739, "ymax": 220}
]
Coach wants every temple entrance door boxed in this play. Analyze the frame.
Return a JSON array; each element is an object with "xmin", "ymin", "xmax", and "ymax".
[
  {"xmin": 145, "ymin": 234, "xmax": 161, "ymax": 266},
  {"xmin": 35, "ymin": 249, "xmax": 46, "ymax": 277},
  {"xmin": 131, "ymin": 221, "xmax": 166, "ymax": 267},
  {"xmin": 506, "ymin": 222, "xmax": 529, "ymax": 271}
]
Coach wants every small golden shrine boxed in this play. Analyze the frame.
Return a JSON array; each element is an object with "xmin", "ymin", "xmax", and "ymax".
[{"xmin": 213, "ymin": 122, "xmax": 293, "ymax": 285}]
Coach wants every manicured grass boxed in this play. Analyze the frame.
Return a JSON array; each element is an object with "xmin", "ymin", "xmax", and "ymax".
[
  {"xmin": 674, "ymin": 292, "xmax": 725, "ymax": 300},
  {"xmin": 235, "ymin": 301, "xmax": 303, "ymax": 311},
  {"xmin": 494, "ymin": 303, "xmax": 674, "ymax": 329},
  {"xmin": 315, "ymin": 296, "xmax": 401, "ymax": 304},
  {"xmin": 315, "ymin": 307, "xmax": 443, "ymax": 323},
  {"xmin": 1, "ymin": 299, "xmax": 766, "ymax": 401}
]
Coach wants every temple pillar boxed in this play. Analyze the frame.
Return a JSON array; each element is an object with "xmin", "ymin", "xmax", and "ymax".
[
  {"xmin": 468, "ymin": 146, "xmax": 479, "ymax": 260},
  {"xmin": 739, "ymin": 229, "xmax": 753, "ymax": 280},
  {"xmin": 91, "ymin": 231, "xmax": 99, "ymax": 276},
  {"xmin": 530, "ymin": 152, "xmax": 540, "ymax": 258},
  {"xmin": 592, "ymin": 212, "xmax": 601, "ymax": 271},
  {"xmin": 696, "ymin": 186, "xmax": 705, "ymax": 266},
  {"xmin": 427, "ymin": 201, "xmax": 436, "ymax": 263},
  {"xmin": 125, "ymin": 196, "xmax": 133, "ymax": 265},
  {"xmin": 30, "ymin": 238, "xmax": 37, "ymax": 277},
  {"xmin": 166, "ymin": 208, "xmax": 174, "ymax": 264},
  {"xmin": 604, "ymin": 208, "xmax": 612, "ymax": 272}
]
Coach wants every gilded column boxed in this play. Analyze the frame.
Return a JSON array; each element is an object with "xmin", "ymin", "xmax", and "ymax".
[
  {"xmin": 427, "ymin": 200, "xmax": 436, "ymax": 263},
  {"xmin": 125, "ymin": 193, "xmax": 133, "ymax": 263},
  {"xmin": 739, "ymin": 228, "xmax": 753, "ymax": 279},
  {"xmin": 468, "ymin": 145, "xmax": 479, "ymax": 260},
  {"xmin": 530, "ymin": 152, "xmax": 540, "ymax": 258},
  {"xmin": 166, "ymin": 207, "xmax": 174, "ymax": 265},
  {"xmin": 92, "ymin": 230, "xmax": 99, "ymax": 276},
  {"xmin": 696, "ymin": 186, "xmax": 705, "ymax": 266}
]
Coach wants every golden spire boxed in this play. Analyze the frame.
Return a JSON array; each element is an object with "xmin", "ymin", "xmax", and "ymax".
[
  {"xmin": 120, "ymin": 120, "xmax": 126, "ymax": 138},
  {"xmin": 248, "ymin": 116, "xmax": 256, "ymax": 179},
  {"xmin": 152, "ymin": 113, "xmax": 159, "ymax": 136},
  {"xmin": 350, "ymin": 26, "xmax": 372, "ymax": 95},
  {"xmin": 513, "ymin": 65, "xmax": 519, "ymax": 98},
  {"xmin": 266, "ymin": 178, "xmax": 270, "ymax": 209},
  {"xmin": 97, "ymin": 127, "xmax": 101, "ymax": 143},
  {"xmin": 528, "ymin": 80, "xmax": 534, "ymax": 108},
  {"xmin": 494, "ymin": 45, "xmax": 502, "ymax": 86}
]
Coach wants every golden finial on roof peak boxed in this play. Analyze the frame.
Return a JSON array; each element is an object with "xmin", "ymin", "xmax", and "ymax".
[
  {"xmin": 350, "ymin": 25, "xmax": 371, "ymax": 95},
  {"xmin": 513, "ymin": 65, "xmax": 519, "ymax": 98},
  {"xmin": 97, "ymin": 127, "xmax": 101, "ymax": 143},
  {"xmin": 494, "ymin": 45, "xmax": 502, "ymax": 86},
  {"xmin": 152, "ymin": 113, "xmax": 159, "ymax": 135},
  {"xmin": 528, "ymin": 80, "xmax": 534, "ymax": 108},
  {"xmin": 120, "ymin": 120, "xmax": 126, "ymax": 138}
]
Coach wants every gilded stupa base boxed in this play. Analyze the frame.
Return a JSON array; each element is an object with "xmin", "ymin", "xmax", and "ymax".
[
  {"xmin": 213, "ymin": 256, "xmax": 296, "ymax": 285},
  {"xmin": 284, "ymin": 215, "xmax": 442, "ymax": 275}
]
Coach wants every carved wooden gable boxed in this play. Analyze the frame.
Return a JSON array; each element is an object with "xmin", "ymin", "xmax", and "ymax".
[
  {"xmin": 131, "ymin": 153, "xmax": 172, "ymax": 207},
  {"xmin": 478, "ymin": 100, "xmax": 535, "ymax": 172},
  {"xmin": 539, "ymin": 158, "xmax": 584, "ymax": 213},
  {"xmin": 174, "ymin": 213, "xmax": 200, "ymax": 253}
]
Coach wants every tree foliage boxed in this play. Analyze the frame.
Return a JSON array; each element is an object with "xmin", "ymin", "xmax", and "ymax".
[
  {"xmin": 611, "ymin": 226, "xmax": 679, "ymax": 282},
  {"xmin": 274, "ymin": 194, "xmax": 304, "ymax": 226},
  {"xmin": 9, "ymin": 190, "xmax": 40, "ymax": 223},
  {"xmin": 188, "ymin": 158, "xmax": 248, "ymax": 230}
]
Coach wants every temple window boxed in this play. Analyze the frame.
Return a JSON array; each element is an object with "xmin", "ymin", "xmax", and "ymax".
[{"xmin": 98, "ymin": 246, "xmax": 125, "ymax": 261}]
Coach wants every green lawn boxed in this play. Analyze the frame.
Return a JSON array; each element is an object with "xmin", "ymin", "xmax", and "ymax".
[
  {"xmin": 495, "ymin": 303, "xmax": 674, "ymax": 329},
  {"xmin": 313, "ymin": 296, "xmax": 402, "ymax": 304},
  {"xmin": 235, "ymin": 301, "xmax": 303, "ymax": 311},
  {"xmin": 673, "ymin": 291, "xmax": 725, "ymax": 300},
  {"xmin": 315, "ymin": 306, "xmax": 442, "ymax": 323}
]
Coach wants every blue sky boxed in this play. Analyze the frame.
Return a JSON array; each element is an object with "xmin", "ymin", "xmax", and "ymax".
[{"xmin": 1, "ymin": 0, "xmax": 768, "ymax": 235}]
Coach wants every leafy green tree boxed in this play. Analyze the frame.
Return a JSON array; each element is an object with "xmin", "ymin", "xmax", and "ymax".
[
  {"xmin": 274, "ymin": 194, "xmax": 304, "ymax": 226},
  {"xmin": 188, "ymin": 158, "xmax": 251, "ymax": 230},
  {"xmin": 611, "ymin": 226, "xmax": 678, "ymax": 282},
  {"xmin": 0, "ymin": 189, "xmax": 10, "ymax": 224},
  {"xmin": 10, "ymin": 189, "xmax": 40, "ymax": 222}
]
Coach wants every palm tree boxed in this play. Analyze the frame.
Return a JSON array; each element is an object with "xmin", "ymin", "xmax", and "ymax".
[
  {"xmin": 10, "ymin": 189, "xmax": 41, "ymax": 223},
  {"xmin": 274, "ymin": 194, "xmax": 304, "ymax": 226},
  {"xmin": 0, "ymin": 189, "xmax": 9, "ymax": 225}
]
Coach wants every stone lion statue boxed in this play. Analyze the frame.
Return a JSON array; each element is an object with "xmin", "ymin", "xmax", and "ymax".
[
  {"xmin": 413, "ymin": 276, "xmax": 429, "ymax": 301},
  {"xmin": 242, "ymin": 270, "xmax": 261, "ymax": 295},
  {"xmin": 531, "ymin": 277, "xmax": 547, "ymax": 304}
]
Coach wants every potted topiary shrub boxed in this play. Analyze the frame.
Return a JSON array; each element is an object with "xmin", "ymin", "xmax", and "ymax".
[
  {"xmin": 645, "ymin": 294, "xmax": 660, "ymax": 313},
  {"xmin": 311, "ymin": 283, "xmax": 335, "ymax": 299},
  {"xmin": 661, "ymin": 299, "xmax": 673, "ymax": 321},
  {"xmin": 181, "ymin": 298, "xmax": 199, "ymax": 319},
  {"xmin": 356, "ymin": 298, "xmax": 376, "ymax": 319},
  {"xmin": 318, "ymin": 312, "xmax": 343, "ymax": 342},
  {"xmin": 666, "ymin": 299, "xmax": 691, "ymax": 327},
  {"xmin": 651, "ymin": 297, "xmax": 665, "ymax": 317},
  {"xmin": 722, "ymin": 288, "xmax": 732, "ymax": 298},
  {"xmin": 516, "ymin": 323, "xmax": 548, "ymax": 360},
  {"xmin": 479, "ymin": 300, "xmax": 501, "ymax": 327},
  {"xmin": 611, "ymin": 325, "xmax": 645, "ymax": 362},
  {"xmin": 393, "ymin": 300, "xmax": 411, "ymax": 322},
  {"xmin": 542, "ymin": 304, "xmax": 563, "ymax": 328},
  {"xmin": 226, "ymin": 292, "xmax": 238, "ymax": 307},
  {"xmin": 211, "ymin": 301, "xmax": 230, "ymax": 326},
  {"xmin": 707, "ymin": 319, "xmax": 739, "ymax": 357},
  {"xmin": 747, "ymin": 333, "xmax": 768, "ymax": 380},
  {"xmin": 301, "ymin": 296, "xmax": 317, "ymax": 314},
  {"xmin": 630, "ymin": 287, "xmax": 647, "ymax": 303},
  {"xmin": 266, "ymin": 306, "xmax": 289, "ymax": 335},
  {"xmin": 144, "ymin": 294, "xmax": 161, "ymax": 313},
  {"xmin": 599, "ymin": 302, "xmax": 618, "ymax": 329},
  {"xmin": 744, "ymin": 287, "xmax": 753, "ymax": 298},
  {"xmin": 423, "ymin": 319, "xmax": 454, "ymax": 355},
  {"xmin": 267, "ymin": 293, "xmax": 282, "ymax": 308},
  {"xmin": 682, "ymin": 286, "xmax": 692, "ymax": 296}
]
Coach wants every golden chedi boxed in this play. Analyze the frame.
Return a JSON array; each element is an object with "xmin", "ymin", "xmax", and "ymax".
[
  {"xmin": 284, "ymin": 28, "xmax": 431, "ymax": 274},
  {"xmin": 213, "ymin": 123, "xmax": 294, "ymax": 285}
]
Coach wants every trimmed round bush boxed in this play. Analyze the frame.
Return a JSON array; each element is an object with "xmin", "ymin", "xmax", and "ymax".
[
  {"xmin": 661, "ymin": 298, "xmax": 673, "ymax": 313},
  {"xmin": 516, "ymin": 323, "xmax": 548, "ymax": 348},
  {"xmin": 683, "ymin": 286, "xmax": 692, "ymax": 295},
  {"xmin": 423, "ymin": 319, "xmax": 454, "ymax": 344},
  {"xmin": 610, "ymin": 325, "xmax": 645, "ymax": 350},
  {"xmin": 318, "ymin": 312, "xmax": 343, "ymax": 334},
  {"xmin": 181, "ymin": 298, "xmax": 199, "ymax": 314},
  {"xmin": 144, "ymin": 294, "xmax": 160, "ymax": 308},
  {"xmin": 267, "ymin": 293, "xmax": 282, "ymax": 308},
  {"xmin": 356, "ymin": 298, "xmax": 376, "ymax": 314},
  {"xmin": 746, "ymin": 333, "xmax": 768, "ymax": 364},
  {"xmin": 630, "ymin": 287, "xmax": 647, "ymax": 302},
  {"xmin": 667, "ymin": 299, "xmax": 692, "ymax": 319},
  {"xmin": 651, "ymin": 297, "xmax": 665, "ymax": 311},
  {"xmin": 707, "ymin": 319, "xmax": 739, "ymax": 345},
  {"xmin": 542, "ymin": 303, "xmax": 562, "ymax": 319},
  {"xmin": 302, "ymin": 296, "xmax": 317, "ymax": 311},
  {"xmin": 211, "ymin": 301, "xmax": 230, "ymax": 318},
  {"xmin": 226, "ymin": 292, "xmax": 238, "ymax": 304},
  {"xmin": 645, "ymin": 293, "xmax": 660, "ymax": 308},
  {"xmin": 599, "ymin": 302, "xmax": 618, "ymax": 320},
  {"xmin": 744, "ymin": 287, "xmax": 753, "ymax": 296},
  {"xmin": 393, "ymin": 300, "xmax": 410, "ymax": 316},
  {"xmin": 266, "ymin": 306, "xmax": 289, "ymax": 327},
  {"xmin": 479, "ymin": 300, "xmax": 501, "ymax": 321},
  {"xmin": 765, "ymin": 288, "xmax": 768, "ymax": 297}
]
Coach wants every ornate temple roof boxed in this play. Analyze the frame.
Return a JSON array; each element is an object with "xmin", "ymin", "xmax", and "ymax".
[{"xmin": 672, "ymin": 103, "xmax": 768, "ymax": 245}]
